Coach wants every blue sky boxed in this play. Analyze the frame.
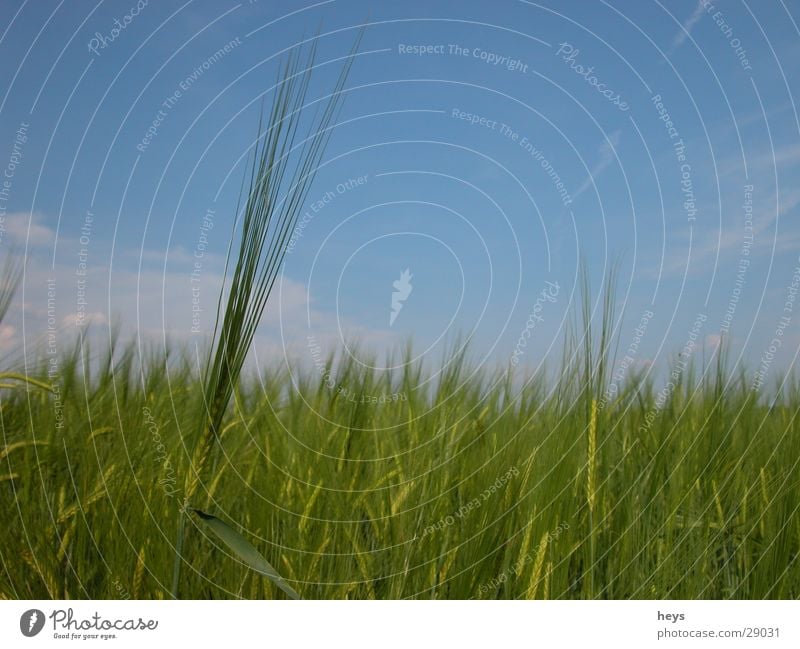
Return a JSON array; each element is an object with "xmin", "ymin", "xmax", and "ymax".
[{"xmin": 1, "ymin": 0, "xmax": 799, "ymax": 387}]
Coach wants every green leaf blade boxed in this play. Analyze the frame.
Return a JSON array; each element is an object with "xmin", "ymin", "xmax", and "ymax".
[{"xmin": 192, "ymin": 508, "xmax": 301, "ymax": 599}]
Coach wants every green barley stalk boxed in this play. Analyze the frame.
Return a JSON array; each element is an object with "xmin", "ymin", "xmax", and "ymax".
[
  {"xmin": 577, "ymin": 262, "xmax": 618, "ymax": 598},
  {"xmin": 587, "ymin": 397, "xmax": 597, "ymax": 598},
  {"xmin": 171, "ymin": 34, "xmax": 360, "ymax": 598}
]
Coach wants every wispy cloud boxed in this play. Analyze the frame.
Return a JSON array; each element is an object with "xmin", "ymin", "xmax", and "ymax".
[
  {"xmin": 573, "ymin": 130, "xmax": 622, "ymax": 201},
  {"xmin": 718, "ymin": 141, "xmax": 800, "ymax": 180},
  {"xmin": 658, "ymin": 187, "xmax": 800, "ymax": 275},
  {"xmin": 669, "ymin": 0, "xmax": 706, "ymax": 54}
]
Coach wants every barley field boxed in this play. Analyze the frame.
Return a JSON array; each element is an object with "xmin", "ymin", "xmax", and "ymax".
[{"xmin": 1, "ymin": 321, "xmax": 799, "ymax": 600}]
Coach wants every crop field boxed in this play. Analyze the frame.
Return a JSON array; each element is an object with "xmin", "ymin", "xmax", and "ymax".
[{"xmin": 1, "ymin": 325, "xmax": 799, "ymax": 600}]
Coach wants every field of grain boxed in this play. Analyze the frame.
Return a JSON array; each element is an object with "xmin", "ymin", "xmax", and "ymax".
[{"xmin": 2, "ymin": 323, "xmax": 798, "ymax": 599}]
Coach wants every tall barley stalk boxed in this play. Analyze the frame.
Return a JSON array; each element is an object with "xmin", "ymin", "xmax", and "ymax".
[
  {"xmin": 577, "ymin": 263, "xmax": 617, "ymax": 599},
  {"xmin": 170, "ymin": 35, "xmax": 360, "ymax": 598},
  {"xmin": 587, "ymin": 397, "xmax": 598, "ymax": 598}
]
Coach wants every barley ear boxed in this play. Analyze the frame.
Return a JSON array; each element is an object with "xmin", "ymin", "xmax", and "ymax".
[
  {"xmin": 587, "ymin": 398, "xmax": 598, "ymax": 513},
  {"xmin": 133, "ymin": 547, "xmax": 146, "ymax": 599},
  {"xmin": 525, "ymin": 533, "xmax": 549, "ymax": 599}
]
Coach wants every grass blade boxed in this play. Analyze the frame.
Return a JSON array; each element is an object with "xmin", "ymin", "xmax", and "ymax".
[{"xmin": 192, "ymin": 508, "xmax": 301, "ymax": 600}]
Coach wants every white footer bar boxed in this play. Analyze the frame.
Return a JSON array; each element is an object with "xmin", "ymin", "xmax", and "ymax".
[{"xmin": 1, "ymin": 600, "xmax": 796, "ymax": 648}]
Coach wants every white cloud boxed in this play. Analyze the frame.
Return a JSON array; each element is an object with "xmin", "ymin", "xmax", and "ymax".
[
  {"xmin": 670, "ymin": 0, "xmax": 706, "ymax": 54},
  {"xmin": 0, "ymin": 324, "xmax": 16, "ymax": 352},
  {"xmin": 2, "ymin": 212, "xmax": 55, "ymax": 247},
  {"xmin": 62, "ymin": 311, "xmax": 107, "ymax": 327},
  {"xmin": 10, "ymin": 236, "xmax": 399, "ymax": 371}
]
